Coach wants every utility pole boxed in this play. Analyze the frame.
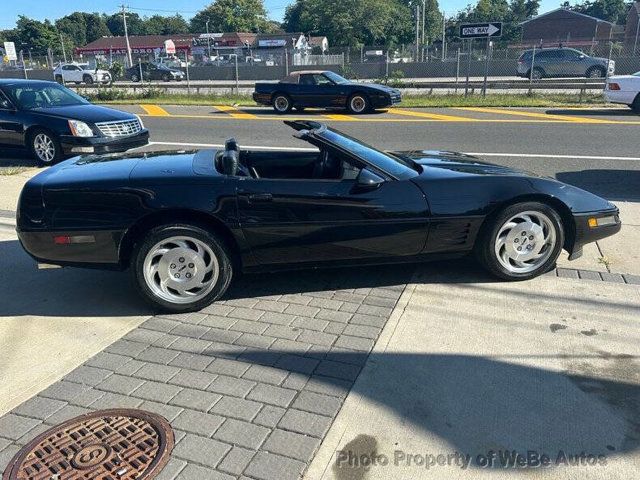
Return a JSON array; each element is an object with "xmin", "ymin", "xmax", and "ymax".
[
  {"xmin": 59, "ymin": 32, "xmax": 67, "ymax": 63},
  {"xmin": 634, "ymin": 13, "xmax": 640, "ymax": 56},
  {"xmin": 121, "ymin": 4, "xmax": 133, "ymax": 67},
  {"xmin": 421, "ymin": 0, "xmax": 426, "ymax": 48},
  {"xmin": 415, "ymin": 4, "xmax": 420, "ymax": 62},
  {"xmin": 441, "ymin": 13, "xmax": 446, "ymax": 61},
  {"xmin": 206, "ymin": 19, "xmax": 212, "ymax": 60}
]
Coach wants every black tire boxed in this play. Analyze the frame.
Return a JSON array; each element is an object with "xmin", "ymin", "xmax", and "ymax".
[
  {"xmin": 475, "ymin": 202, "xmax": 564, "ymax": 281},
  {"xmin": 28, "ymin": 128, "xmax": 63, "ymax": 167},
  {"xmin": 54, "ymin": 75, "xmax": 63, "ymax": 84},
  {"xmin": 83, "ymin": 75, "xmax": 94, "ymax": 85},
  {"xmin": 131, "ymin": 224, "xmax": 234, "ymax": 313},
  {"xmin": 347, "ymin": 93, "xmax": 370, "ymax": 114},
  {"xmin": 631, "ymin": 94, "xmax": 640, "ymax": 114},
  {"xmin": 131, "ymin": 74, "xmax": 140, "ymax": 82},
  {"xmin": 162, "ymin": 73, "xmax": 170, "ymax": 82},
  {"xmin": 586, "ymin": 66, "xmax": 606, "ymax": 79},
  {"xmin": 272, "ymin": 93, "xmax": 292, "ymax": 114},
  {"xmin": 530, "ymin": 67, "xmax": 545, "ymax": 80}
]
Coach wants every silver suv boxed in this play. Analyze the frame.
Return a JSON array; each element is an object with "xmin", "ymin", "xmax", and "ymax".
[{"xmin": 517, "ymin": 48, "xmax": 615, "ymax": 79}]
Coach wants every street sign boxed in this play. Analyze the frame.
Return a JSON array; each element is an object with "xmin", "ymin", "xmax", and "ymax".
[
  {"xmin": 164, "ymin": 40, "xmax": 176, "ymax": 55},
  {"xmin": 460, "ymin": 23, "xmax": 502, "ymax": 39},
  {"xmin": 3, "ymin": 42, "xmax": 17, "ymax": 61}
]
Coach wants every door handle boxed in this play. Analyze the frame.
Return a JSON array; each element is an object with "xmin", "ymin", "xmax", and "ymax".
[{"xmin": 249, "ymin": 193, "xmax": 273, "ymax": 202}]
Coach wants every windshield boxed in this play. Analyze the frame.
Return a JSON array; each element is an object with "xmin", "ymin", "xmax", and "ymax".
[
  {"xmin": 323, "ymin": 71, "xmax": 349, "ymax": 84},
  {"xmin": 3, "ymin": 83, "xmax": 89, "ymax": 110},
  {"xmin": 318, "ymin": 127, "xmax": 420, "ymax": 179}
]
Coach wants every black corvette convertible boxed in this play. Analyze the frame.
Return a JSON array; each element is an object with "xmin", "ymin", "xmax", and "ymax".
[{"xmin": 17, "ymin": 121, "xmax": 620, "ymax": 312}]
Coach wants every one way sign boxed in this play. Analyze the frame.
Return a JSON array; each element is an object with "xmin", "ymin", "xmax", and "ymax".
[{"xmin": 460, "ymin": 22, "xmax": 503, "ymax": 39}]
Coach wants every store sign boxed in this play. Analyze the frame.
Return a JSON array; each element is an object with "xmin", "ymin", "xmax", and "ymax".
[
  {"xmin": 258, "ymin": 39, "xmax": 286, "ymax": 47},
  {"xmin": 3, "ymin": 42, "xmax": 17, "ymax": 61},
  {"xmin": 164, "ymin": 40, "xmax": 176, "ymax": 54}
]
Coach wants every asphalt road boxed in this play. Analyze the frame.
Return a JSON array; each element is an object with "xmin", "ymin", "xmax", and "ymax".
[
  {"xmin": 129, "ymin": 105, "xmax": 640, "ymax": 203},
  {"xmin": 1, "ymin": 105, "xmax": 639, "ymax": 202}
]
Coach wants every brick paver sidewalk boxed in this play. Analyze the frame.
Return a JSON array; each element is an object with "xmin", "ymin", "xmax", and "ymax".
[{"xmin": 0, "ymin": 266, "xmax": 412, "ymax": 480}]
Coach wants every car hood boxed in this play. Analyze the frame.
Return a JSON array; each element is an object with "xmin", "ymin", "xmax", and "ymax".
[
  {"xmin": 353, "ymin": 82, "xmax": 400, "ymax": 95},
  {"xmin": 29, "ymin": 104, "xmax": 136, "ymax": 124},
  {"xmin": 393, "ymin": 150, "xmax": 533, "ymax": 177}
]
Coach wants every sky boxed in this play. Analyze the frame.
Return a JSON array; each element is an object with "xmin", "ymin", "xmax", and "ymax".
[{"xmin": 0, "ymin": 0, "xmax": 563, "ymax": 30}]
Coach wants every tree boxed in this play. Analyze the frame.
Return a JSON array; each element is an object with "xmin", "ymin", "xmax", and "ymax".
[
  {"xmin": 14, "ymin": 16, "xmax": 59, "ymax": 55},
  {"xmin": 55, "ymin": 12, "xmax": 111, "ymax": 49},
  {"xmin": 283, "ymin": 0, "xmax": 417, "ymax": 46},
  {"xmin": 562, "ymin": 0, "xmax": 630, "ymax": 24},
  {"xmin": 143, "ymin": 14, "xmax": 189, "ymax": 35},
  {"xmin": 190, "ymin": 0, "xmax": 270, "ymax": 33},
  {"xmin": 105, "ymin": 12, "xmax": 145, "ymax": 36}
]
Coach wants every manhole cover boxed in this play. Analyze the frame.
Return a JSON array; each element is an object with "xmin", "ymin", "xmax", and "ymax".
[{"xmin": 2, "ymin": 409, "xmax": 174, "ymax": 480}]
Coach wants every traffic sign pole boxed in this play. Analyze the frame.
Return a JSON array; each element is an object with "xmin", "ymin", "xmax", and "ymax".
[{"xmin": 483, "ymin": 36, "xmax": 490, "ymax": 97}]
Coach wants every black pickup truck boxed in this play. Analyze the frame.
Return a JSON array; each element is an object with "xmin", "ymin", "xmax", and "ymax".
[{"xmin": 253, "ymin": 70, "xmax": 401, "ymax": 114}]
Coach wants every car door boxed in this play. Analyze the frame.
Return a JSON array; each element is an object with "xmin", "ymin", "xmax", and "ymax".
[
  {"xmin": 236, "ymin": 152, "xmax": 429, "ymax": 266},
  {"xmin": 562, "ymin": 50, "xmax": 584, "ymax": 76},
  {"xmin": 0, "ymin": 91, "xmax": 23, "ymax": 147},
  {"xmin": 312, "ymin": 74, "xmax": 347, "ymax": 108},
  {"xmin": 296, "ymin": 74, "xmax": 321, "ymax": 107}
]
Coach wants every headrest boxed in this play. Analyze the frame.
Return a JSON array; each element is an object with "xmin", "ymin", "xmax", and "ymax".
[
  {"xmin": 221, "ymin": 149, "xmax": 239, "ymax": 176},
  {"xmin": 20, "ymin": 91, "xmax": 38, "ymax": 108}
]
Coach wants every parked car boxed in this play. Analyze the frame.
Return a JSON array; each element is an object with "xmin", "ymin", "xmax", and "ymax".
[
  {"xmin": 17, "ymin": 120, "xmax": 620, "ymax": 312},
  {"xmin": 126, "ymin": 62, "xmax": 185, "ymax": 82},
  {"xmin": 517, "ymin": 48, "xmax": 615, "ymax": 79},
  {"xmin": 0, "ymin": 79, "xmax": 149, "ymax": 166},
  {"xmin": 605, "ymin": 71, "xmax": 640, "ymax": 113},
  {"xmin": 156, "ymin": 56, "xmax": 187, "ymax": 69},
  {"xmin": 53, "ymin": 63, "xmax": 112, "ymax": 85},
  {"xmin": 253, "ymin": 70, "xmax": 402, "ymax": 114}
]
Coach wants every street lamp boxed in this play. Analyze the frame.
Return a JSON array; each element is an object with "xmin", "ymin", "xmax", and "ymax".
[{"xmin": 205, "ymin": 19, "xmax": 212, "ymax": 60}]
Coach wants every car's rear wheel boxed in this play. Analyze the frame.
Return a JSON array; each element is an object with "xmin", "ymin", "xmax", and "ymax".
[
  {"xmin": 131, "ymin": 73, "xmax": 140, "ymax": 82},
  {"xmin": 54, "ymin": 75, "xmax": 64, "ymax": 84},
  {"xmin": 29, "ymin": 129, "xmax": 62, "ymax": 167},
  {"xmin": 476, "ymin": 202, "xmax": 564, "ymax": 281},
  {"xmin": 83, "ymin": 75, "xmax": 94, "ymax": 85},
  {"xmin": 530, "ymin": 67, "xmax": 545, "ymax": 80},
  {"xmin": 348, "ymin": 94, "xmax": 370, "ymax": 114},
  {"xmin": 586, "ymin": 66, "xmax": 606, "ymax": 78},
  {"xmin": 132, "ymin": 225, "xmax": 233, "ymax": 313},
  {"xmin": 162, "ymin": 73, "xmax": 170, "ymax": 82},
  {"xmin": 272, "ymin": 94, "xmax": 292, "ymax": 114}
]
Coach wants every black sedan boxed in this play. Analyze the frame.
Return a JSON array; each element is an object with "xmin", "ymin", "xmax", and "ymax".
[
  {"xmin": 126, "ymin": 63, "xmax": 186, "ymax": 82},
  {"xmin": 17, "ymin": 121, "xmax": 620, "ymax": 312},
  {"xmin": 0, "ymin": 79, "xmax": 149, "ymax": 166},
  {"xmin": 253, "ymin": 71, "xmax": 402, "ymax": 114}
]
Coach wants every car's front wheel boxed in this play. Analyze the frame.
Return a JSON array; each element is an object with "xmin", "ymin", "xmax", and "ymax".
[
  {"xmin": 131, "ymin": 73, "xmax": 140, "ymax": 82},
  {"xmin": 476, "ymin": 202, "xmax": 564, "ymax": 281},
  {"xmin": 348, "ymin": 94, "xmax": 370, "ymax": 114},
  {"xmin": 132, "ymin": 225, "xmax": 234, "ymax": 313},
  {"xmin": 28, "ymin": 129, "xmax": 62, "ymax": 167},
  {"xmin": 83, "ymin": 75, "xmax": 94, "ymax": 85},
  {"xmin": 631, "ymin": 94, "xmax": 640, "ymax": 114},
  {"xmin": 586, "ymin": 66, "xmax": 606, "ymax": 78}
]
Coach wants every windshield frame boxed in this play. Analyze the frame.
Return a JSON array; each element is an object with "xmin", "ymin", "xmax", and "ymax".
[
  {"xmin": 323, "ymin": 71, "xmax": 350, "ymax": 84},
  {"xmin": 3, "ymin": 83, "xmax": 90, "ymax": 110},
  {"xmin": 309, "ymin": 126, "xmax": 421, "ymax": 180}
]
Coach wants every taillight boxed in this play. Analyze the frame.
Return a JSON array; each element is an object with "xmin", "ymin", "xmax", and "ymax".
[{"xmin": 608, "ymin": 83, "xmax": 620, "ymax": 91}]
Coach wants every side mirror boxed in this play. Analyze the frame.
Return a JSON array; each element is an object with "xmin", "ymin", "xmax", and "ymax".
[{"xmin": 354, "ymin": 168, "xmax": 385, "ymax": 192}]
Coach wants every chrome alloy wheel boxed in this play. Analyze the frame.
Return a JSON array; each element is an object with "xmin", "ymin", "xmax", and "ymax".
[
  {"xmin": 350, "ymin": 96, "xmax": 366, "ymax": 113},
  {"xmin": 274, "ymin": 95, "xmax": 289, "ymax": 112},
  {"xmin": 143, "ymin": 236, "xmax": 219, "ymax": 305},
  {"xmin": 34, "ymin": 133, "xmax": 55, "ymax": 163},
  {"xmin": 494, "ymin": 211, "xmax": 557, "ymax": 274}
]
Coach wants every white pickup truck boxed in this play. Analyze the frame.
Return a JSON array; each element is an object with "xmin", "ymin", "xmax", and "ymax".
[{"xmin": 53, "ymin": 63, "xmax": 112, "ymax": 85}]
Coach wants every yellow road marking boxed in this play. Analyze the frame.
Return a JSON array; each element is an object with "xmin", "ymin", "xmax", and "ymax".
[
  {"xmin": 140, "ymin": 104, "xmax": 170, "ymax": 116},
  {"xmin": 322, "ymin": 114, "xmax": 361, "ymax": 121},
  {"xmin": 213, "ymin": 105, "xmax": 258, "ymax": 119},
  {"xmin": 388, "ymin": 108, "xmax": 478, "ymax": 122},
  {"xmin": 137, "ymin": 112, "xmax": 640, "ymax": 125},
  {"xmin": 456, "ymin": 107, "xmax": 616, "ymax": 124}
]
